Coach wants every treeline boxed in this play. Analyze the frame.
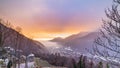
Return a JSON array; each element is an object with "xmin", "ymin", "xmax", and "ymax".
[
  {"xmin": 37, "ymin": 53, "xmax": 110, "ymax": 68},
  {"xmin": 76, "ymin": 55, "xmax": 110, "ymax": 68},
  {"xmin": 37, "ymin": 53, "xmax": 77, "ymax": 68}
]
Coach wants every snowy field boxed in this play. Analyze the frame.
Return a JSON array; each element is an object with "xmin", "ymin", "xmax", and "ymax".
[{"xmin": 16, "ymin": 62, "xmax": 34, "ymax": 68}]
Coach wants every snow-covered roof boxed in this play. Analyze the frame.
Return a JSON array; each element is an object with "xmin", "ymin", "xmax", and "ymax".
[{"xmin": 28, "ymin": 53, "xmax": 35, "ymax": 57}]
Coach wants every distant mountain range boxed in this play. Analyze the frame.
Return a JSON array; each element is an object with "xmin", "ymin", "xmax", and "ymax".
[
  {"xmin": 0, "ymin": 23, "xmax": 47, "ymax": 56},
  {"xmin": 51, "ymin": 32, "xmax": 99, "ymax": 53}
]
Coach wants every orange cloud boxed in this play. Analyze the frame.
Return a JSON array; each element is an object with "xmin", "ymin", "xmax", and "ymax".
[{"xmin": 0, "ymin": 0, "xmax": 103, "ymax": 40}]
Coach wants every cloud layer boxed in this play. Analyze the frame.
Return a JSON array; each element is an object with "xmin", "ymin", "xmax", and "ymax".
[{"xmin": 0, "ymin": 0, "xmax": 112, "ymax": 39}]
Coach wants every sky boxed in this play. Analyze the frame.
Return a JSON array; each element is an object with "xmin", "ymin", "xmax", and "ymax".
[{"xmin": 0, "ymin": 0, "xmax": 113, "ymax": 40}]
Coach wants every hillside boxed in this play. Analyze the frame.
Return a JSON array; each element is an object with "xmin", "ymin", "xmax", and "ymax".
[
  {"xmin": 51, "ymin": 32, "xmax": 99, "ymax": 53},
  {"xmin": 0, "ymin": 22, "xmax": 47, "ymax": 56}
]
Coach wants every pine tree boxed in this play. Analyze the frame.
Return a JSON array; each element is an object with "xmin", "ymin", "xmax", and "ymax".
[
  {"xmin": 83, "ymin": 56, "xmax": 87, "ymax": 68},
  {"xmin": 77, "ymin": 55, "xmax": 83, "ymax": 68},
  {"xmin": 98, "ymin": 61, "xmax": 103, "ymax": 68},
  {"xmin": 71, "ymin": 58, "xmax": 77, "ymax": 68},
  {"xmin": 89, "ymin": 60, "xmax": 94, "ymax": 68},
  {"xmin": 106, "ymin": 63, "xmax": 110, "ymax": 68}
]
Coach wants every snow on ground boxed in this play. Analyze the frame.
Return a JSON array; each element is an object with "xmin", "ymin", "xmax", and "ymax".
[
  {"xmin": 16, "ymin": 62, "xmax": 34, "ymax": 68},
  {"xmin": 40, "ymin": 41, "xmax": 82, "ymax": 57}
]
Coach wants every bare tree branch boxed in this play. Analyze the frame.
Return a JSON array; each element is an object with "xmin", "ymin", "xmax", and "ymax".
[{"xmin": 93, "ymin": 0, "xmax": 120, "ymax": 67}]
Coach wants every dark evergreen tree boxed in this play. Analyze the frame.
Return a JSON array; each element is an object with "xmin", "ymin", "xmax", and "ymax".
[
  {"xmin": 83, "ymin": 56, "xmax": 87, "ymax": 68},
  {"xmin": 98, "ymin": 62, "xmax": 103, "ymax": 68},
  {"xmin": 7, "ymin": 60, "xmax": 13, "ymax": 68},
  {"xmin": 106, "ymin": 63, "xmax": 110, "ymax": 68},
  {"xmin": 77, "ymin": 55, "xmax": 83, "ymax": 68},
  {"xmin": 71, "ymin": 58, "xmax": 77, "ymax": 68},
  {"xmin": 89, "ymin": 60, "xmax": 94, "ymax": 68}
]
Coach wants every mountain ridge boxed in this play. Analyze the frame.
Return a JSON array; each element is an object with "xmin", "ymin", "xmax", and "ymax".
[
  {"xmin": 50, "ymin": 32, "xmax": 99, "ymax": 53},
  {"xmin": 0, "ymin": 22, "xmax": 47, "ymax": 56}
]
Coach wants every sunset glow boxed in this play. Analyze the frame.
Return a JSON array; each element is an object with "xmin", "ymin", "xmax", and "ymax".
[{"xmin": 0, "ymin": 0, "xmax": 112, "ymax": 40}]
